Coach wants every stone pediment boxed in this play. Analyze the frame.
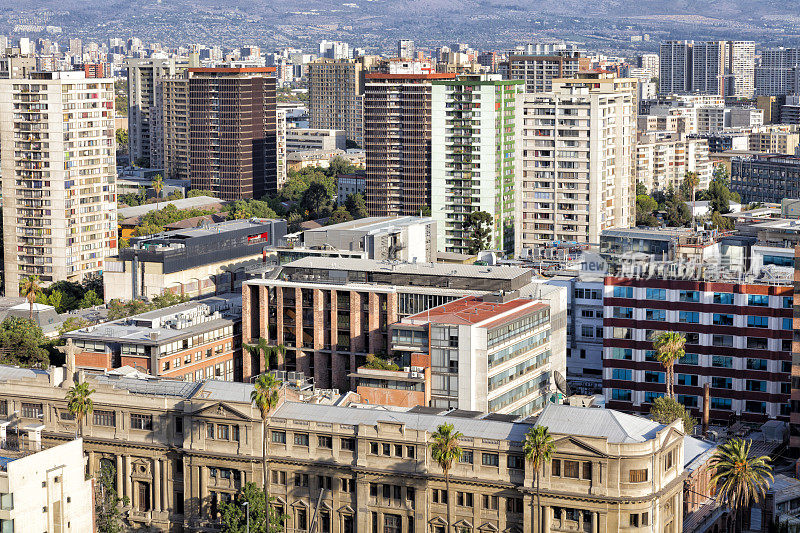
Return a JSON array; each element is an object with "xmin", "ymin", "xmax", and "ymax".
[
  {"xmin": 553, "ymin": 435, "xmax": 609, "ymax": 458},
  {"xmin": 429, "ymin": 516, "xmax": 448, "ymax": 526},
  {"xmin": 338, "ymin": 504, "xmax": 355, "ymax": 515},
  {"xmin": 190, "ymin": 402, "xmax": 255, "ymax": 422},
  {"xmin": 454, "ymin": 519, "xmax": 473, "ymax": 529},
  {"xmin": 478, "ymin": 523, "xmax": 499, "ymax": 532}
]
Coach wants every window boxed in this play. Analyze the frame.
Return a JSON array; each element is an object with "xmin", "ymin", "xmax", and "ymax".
[
  {"xmin": 456, "ymin": 492, "xmax": 474, "ymax": 507},
  {"xmin": 432, "ymin": 489, "xmax": 447, "ymax": 504},
  {"xmin": 678, "ymin": 395, "xmax": 698, "ymax": 408},
  {"xmin": 341, "ymin": 478, "xmax": 355, "ymax": 493},
  {"xmin": 748, "ymin": 294, "xmax": 769, "ymax": 307},
  {"xmin": 612, "ymin": 307, "xmax": 633, "ymax": 319},
  {"xmin": 611, "ymin": 348, "xmax": 632, "ymax": 360},
  {"xmin": 677, "ymin": 374, "xmax": 698, "ymax": 386},
  {"xmin": 612, "ymin": 389, "xmax": 632, "ymax": 401},
  {"xmin": 711, "ymin": 397, "xmax": 732, "ymax": 410},
  {"xmin": 482, "ymin": 453, "xmax": 499, "ymax": 467},
  {"xmin": 232, "ymin": 426, "xmax": 240, "ymax": 442},
  {"xmin": 21, "ymin": 402, "xmax": 43, "ymax": 418},
  {"xmin": 712, "ymin": 335, "xmax": 733, "ymax": 348},
  {"xmin": 506, "ymin": 497, "xmax": 523, "ymax": 513},
  {"xmin": 747, "ymin": 338, "xmax": 768, "ymax": 350},
  {"xmin": 217, "ymin": 425, "xmax": 229, "ymax": 440},
  {"xmin": 93, "ymin": 410, "xmax": 115, "ymax": 427},
  {"xmin": 341, "ymin": 438, "xmax": 355, "ymax": 451},
  {"xmin": 272, "ymin": 470, "xmax": 287, "ymax": 485},
  {"xmin": 581, "ymin": 325, "xmax": 594, "ymax": 338},
  {"xmin": 207, "ymin": 424, "xmax": 214, "ymax": 439},
  {"xmin": 630, "ymin": 514, "xmax": 640, "ymax": 527},
  {"xmin": 644, "ymin": 392, "xmax": 662, "ymax": 404},
  {"xmin": 130, "ymin": 413, "xmax": 152, "ymax": 431},
  {"xmin": 680, "ymin": 353, "xmax": 699, "ymax": 365},
  {"xmin": 0, "ymin": 493, "xmax": 13, "ymax": 511},
  {"xmin": 459, "ymin": 450, "xmax": 474, "ymax": 464},
  {"xmin": 394, "ymin": 444, "xmax": 403, "ymax": 457},
  {"xmin": 714, "ymin": 292, "xmax": 734, "ymax": 305},
  {"xmin": 294, "ymin": 433, "xmax": 309, "ymax": 446},
  {"xmin": 611, "ymin": 368, "xmax": 631, "ymax": 381},
  {"xmin": 582, "ymin": 461, "xmax": 592, "ymax": 480},
  {"xmin": 613, "ymin": 327, "xmax": 631, "ymax": 339},
  {"xmin": 646, "ymin": 288, "xmax": 666, "ymax": 300},
  {"xmin": 272, "ymin": 431, "xmax": 286, "ymax": 444},
  {"xmin": 318, "ymin": 476, "xmax": 332, "ymax": 490},
  {"xmin": 712, "ymin": 355, "xmax": 733, "ymax": 368},
  {"xmin": 294, "ymin": 473, "xmax": 309, "ymax": 487},
  {"xmin": 552, "ymin": 459, "xmax": 561, "ymax": 476},
  {"xmin": 175, "ymin": 416, "xmax": 183, "ymax": 434},
  {"xmin": 406, "ymin": 446, "xmax": 415, "ymax": 458},
  {"xmin": 382, "ymin": 443, "xmax": 391, "ymax": 456},
  {"xmin": 483, "ymin": 494, "xmax": 499, "ymax": 510},
  {"xmin": 563, "ymin": 460, "xmax": 580, "ymax": 479},
  {"xmin": 747, "ymin": 315, "xmax": 769, "ymax": 328},
  {"xmin": 642, "ymin": 512, "xmax": 649, "ymax": 526},
  {"xmin": 507, "ymin": 454, "xmax": 524, "ymax": 470},
  {"xmin": 645, "ymin": 309, "xmax": 666, "ymax": 321},
  {"xmin": 318, "ymin": 435, "xmax": 333, "ymax": 449},
  {"xmin": 784, "ymin": 297, "xmax": 794, "ymax": 309},
  {"xmin": 679, "ymin": 311, "xmax": 699, "ymax": 323},
  {"xmin": 644, "ymin": 371, "xmax": 665, "ymax": 384},
  {"xmin": 784, "ymin": 318, "xmax": 794, "ymax": 330},
  {"xmin": 370, "ymin": 442, "xmax": 379, "ymax": 455},
  {"xmin": 711, "ymin": 377, "xmax": 732, "ymax": 389},
  {"xmin": 679, "ymin": 290, "xmax": 700, "ymax": 302},
  {"xmin": 613, "ymin": 286, "xmax": 633, "ymax": 298},
  {"xmin": 747, "ymin": 358, "xmax": 768, "ymax": 371},
  {"xmin": 629, "ymin": 469, "xmax": 648, "ymax": 483},
  {"xmin": 746, "ymin": 380, "xmax": 767, "ymax": 392},
  {"xmin": 745, "ymin": 401, "xmax": 767, "ymax": 414},
  {"xmin": 713, "ymin": 314, "xmax": 734, "ymax": 326}
]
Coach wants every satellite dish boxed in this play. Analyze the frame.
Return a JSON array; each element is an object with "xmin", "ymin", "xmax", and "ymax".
[{"xmin": 554, "ymin": 371, "xmax": 571, "ymax": 397}]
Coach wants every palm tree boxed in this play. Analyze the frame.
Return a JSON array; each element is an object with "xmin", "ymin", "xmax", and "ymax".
[
  {"xmin": 710, "ymin": 438, "xmax": 773, "ymax": 532},
  {"xmin": 66, "ymin": 382, "xmax": 95, "ymax": 438},
  {"xmin": 524, "ymin": 426, "xmax": 556, "ymax": 533},
  {"xmin": 152, "ymin": 174, "xmax": 164, "ymax": 210},
  {"xmin": 244, "ymin": 337, "xmax": 270, "ymax": 375},
  {"xmin": 653, "ymin": 331, "xmax": 686, "ymax": 400},
  {"xmin": 251, "ymin": 373, "xmax": 281, "ymax": 502},
  {"xmin": 430, "ymin": 423, "xmax": 463, "ymax": 533},
  {"xmin": 20, "ymin": 275, "xmax": 41, "ymax": 320}
]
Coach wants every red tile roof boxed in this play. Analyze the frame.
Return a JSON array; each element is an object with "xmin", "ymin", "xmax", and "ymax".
[{"xmin": 406, "ymin": 296, "xmax": 545, "ymax": 327}]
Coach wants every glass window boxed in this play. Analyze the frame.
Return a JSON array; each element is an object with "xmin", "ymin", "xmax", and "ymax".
[
  {"xmin": 610, "ymin": 348, "xmax": 632, "ymax": 360},
  {"xmin": 712, "ymin": 335, "xmax": 733, "ymax": 347},
  {"xmin": 679, "ymin": 353, "xmax": 699, "ymax": 365},
  {"xmin": 481, "ymin": 453, "xmax": 499, "ymax": 467},
  {"xmin": 745, "ymin": 401, "xmax": 767, "ymax": 414},
  {"xmin": 679, "ymin": 291, "xmax": 700, "ymax": 302},
  {"xmin": 613, "ymin": 286, "xmax": 633, "ymax": 298},
  {"xmin": 711, "ymin": 377, "xmax": 732, "ymax": 389},
  {"xmin": 644, "ymin": 391, "xmax": 662, "ymax": 403},
  {"xmin": 646, "ymin": 288, "xmax": 666, "ymax": 300},
  {"xmin": 679, "ymin": 311, "xmax": 699, "ymax": 323},
  {"xmin": 746, "ymin": 380, "xmax": 767, "ymax": 392},
  {"xmin": 713, "ymin": 293, "xmax": 734, "ymax": 305},
  {"xmin": 676, "ymin": 374, "xmax": 697, "ymax": 386},
  {"xmin": 612, "ymin": 368, "xmax": 632, "ymax": 380},
  {"xmin": 711, "ymin": 397, "xmax": 732, "ymax": 410},
  {"xmin": 644, "ymin": 371, "xmax": 665, "ymax": 383},
  {"xmin": 563, "ymin": 460, "xmax": 580, "ymax": 478},
  {"xmin": 746, "ymin": 358, "xmax": 768, "ymax": 371},
  {"xmin": 748, "ymin": 294, "xmax": 769, "ymax": 307},
  {"xmin": 629, "ymin": 469, "xmax": 648, "ymax": 483},
  {"xmin": 612, "ymin": 389, "xmax": 632, "ymax": 401},
  {"xmin": 713, "ymin": 314, "xmax": 734, "ymax": 326},
  {"xmin": 783, "ymin": 318, "xmax": 793, "ymax": 330},
  {"xmin": 459, "ymin": 450, "xmax": 473, "ymax": 464},
  {"xmin": 747, "ymin": 338, "xmax": 768, "ymax": 350},
  {"xmin": 747, "ymin": 315, "xmax": 769, "ymax": 328},
  {"xmin": 130, "ymin": 413, "xmax": 152, "ymax": 431},
  {"xmin": 645, "ymin": 309, "xmax": 666, "ymax": 321},
  {"xmin": 712, "ymin": 356, "xmax": 733, "ymax": 368},
  {"xmin": 613, "ymin": 307, "xmax": 633, "ymax": 319}
]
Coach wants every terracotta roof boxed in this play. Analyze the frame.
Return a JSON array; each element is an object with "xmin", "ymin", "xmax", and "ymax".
[{"xmin": 405, "ymin": 296, "xmax": 544, "ymax": 327}]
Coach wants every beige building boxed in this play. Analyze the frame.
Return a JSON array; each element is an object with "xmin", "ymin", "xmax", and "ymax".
[
  {"xmin": 308, "ymin": 59, "xmax": 364, "ymax": 146},
  {"xmin": 0, "ymin": 71, "xmax": 118, "ymax": 297},
  {"xmin": 152, "ymin": 74, "xmax": 190, "ymax": 180},
  {"xmin": 0, "ymin": 438, "xmax": 94, "ymax": 533},
  {"xmin": 748, "ymin": 127, "xmax": 800, "ymax": 155},
  {"xmin": 0, "ymin": 365, "xmax": 690, "ymax": 533},
  {"xmin": 636, "ymin": 132, "xmax": 712, "ymax": 193},
  {"xmin": 520, "ymin": 74, "xmax": 636, "ymax": 250}
]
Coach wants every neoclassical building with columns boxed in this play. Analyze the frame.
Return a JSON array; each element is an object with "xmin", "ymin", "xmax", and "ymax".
[{"xmin": 0, "ymin": 364, "xmax": 690, "ymax": 532}]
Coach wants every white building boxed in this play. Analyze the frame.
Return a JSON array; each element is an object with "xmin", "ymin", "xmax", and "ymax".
[
  {"xmin": 519, "ymin": 74, "xmax": 637, "ymax": 251},
  {"xmin": 431, "ymin": 74, "xmax": 523, "ymax": 256},
  {"xmin": 0, "ymin": 71, "xmax": 118, "ymax": 297},
  {"xmin": 285, "ymin": 127, "xmax": 346, "ymax": 152},
  {"xmin": 636, "ymin": 132, "xmax": 712, "ymax": 193},
  {"xmin": 0, "ymin": 439, "xmax": 94, "ymax": 533}
]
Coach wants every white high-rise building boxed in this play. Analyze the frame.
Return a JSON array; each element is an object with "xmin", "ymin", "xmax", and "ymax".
[
  {"xmin": 431, "ymin": 74, "xmax": 523, "ymax": 256},
  {"xmin": 0, "ymin": 71, "xmax": 117, "ymax": 296},
  {"xmin": 519, "ymin": 74, "xmax": 637, "ymax": 251},
  {"xmin": 397, "ymin": 39, "xmax": 415, "ymax": 59},
  {"xmin": 660, "ymin": 40, "xmax": 755, "ymax": 98}
]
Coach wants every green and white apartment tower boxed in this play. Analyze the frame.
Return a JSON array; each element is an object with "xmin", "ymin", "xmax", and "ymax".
[{"xmin": 431, "ymin": 74, "xmax": 524, "ymax": 256}]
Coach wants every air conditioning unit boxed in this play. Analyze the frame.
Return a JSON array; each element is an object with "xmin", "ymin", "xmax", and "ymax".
[{"xmin": 403, "ymin": 367, "xmax": 410, "ymax": 372}]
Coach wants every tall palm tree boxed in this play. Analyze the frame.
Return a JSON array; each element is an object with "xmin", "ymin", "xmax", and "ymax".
[
  {"xmin": 524, "ymin": 426, "xmax": 556, "ymax": 533},
  {"xmin": 66, "ymin": 382, "xmax": 95, "ymax": 438},
  {"xmin": 244, "ymin": 337, "xmax": 270, "ymax": 376},
  {"xmin": 251, "ymin": 373, "xmax": 281, "ymax": 502},
  {"xmin": 152, "ymin": 174, "xmax": 164, "ymax": 210},
  {"xmin": 653, "ymin": 331, "xmax": 686, "ymax": 400},
  {"xmin": 710, "ymin": 438, "xmax": 773, "ymax": 532},
  {"xmin": 20, "ymin": 275, "xmax": 41, "ymax": 320},
  {"xmin": 430, "ymin": 423, "xmax": 463, "ymax": 533}
]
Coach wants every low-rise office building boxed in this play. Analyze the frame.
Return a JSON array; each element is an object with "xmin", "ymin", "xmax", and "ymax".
[
  {"xmin": 731, "ymin": 155, "xmax": 800, "ymax": 204},
  {"xmin": 285, "ymin": 128, "xmax": 346, "ymax": 152},
  {"xmin": 0, "ymin": 365, "xmax": 690, "ymax": 533},
  {"xmin": 0, "ymin": 439, "xmax": 94, "ymax": 533},
  {"xmin": 104, "ymin": 218, "xmax": 287, "ymax": 302},
  {"xmin": 64, "ymin": 293, "xmax": 242, "ymax": 381}
]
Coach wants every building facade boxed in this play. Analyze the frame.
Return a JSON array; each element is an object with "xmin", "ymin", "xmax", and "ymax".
[
  {"xmin": 0, "ymin": 71, "xmax": 117, "ymax": 297},
  {"xmin": 0, "ymin": 366, "xmax": 689, "ymax": 533},
  {"xmin": 364, "ymin": 74, "xmax": 453, "ymax": 217},
  {"xmin": 188, "ymin": 67, "xmax": 278, "ymax": 200},
  {"xmin": 307, "ymin": 59, "xmax": 364, "ymax": 146},
  {"xmin": 603, "ymin": 276, "xmax": 792, "ymax": 423},
  {"xmin": 659, "ymin": 41, "xmax": 755, "ymax": 98},
  {"xmin": 756, "ymin": 48, "xmax": 800, "ymax": 97},
  {"xmin": 285, "ymin": 128, "xmax": 346, "ymax": 152},
  {"xmin": 500, "ymin": 43, "xmax": 586, "ymax": 93},
  {"xmin": 431, "ymin": 74, "xmax": 523, "ymax": 255},
  {"xmin": 519, "ymin": 75, "xmax": 637, "ymax": 251},
  {"xmin": 636, "ymin": 132, "xmax": 712, "ymax": 193},
  {"xmin": 125, "ymin": 57, "xmax": 190, "ymax": 165},
  {"xmin": 730, "ymin": 155, "xmax": 800, "ymax": 204},
  {"xmin": 152, "ymin": 74, "xmax": 190, "ymax": 180}
]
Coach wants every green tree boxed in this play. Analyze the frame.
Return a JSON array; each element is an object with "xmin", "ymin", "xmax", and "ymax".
[
  {"xmin": 115, "ymin": 128, "xmax": 128, "ymax": 151},
  {"xmin": 59, "ymin": 316, "xmax": 91, "ymax": 335},
  {"xmin": 80, "ymin": 290, "xmax": 103, "ymax": 308},
  {"xmin": 187, "ymin": 189, "xmax": 219, "ymax": 198},
  {"xmin": 0, "ymin": 317, "xmax": 49, "ymax": 368},
  {"xmin": 251, "ymin": 374, "xmax": 281, "ymax": 502},
  {"xmin": 636, "ymin": 194, "xmax": 659, "ymax": 226},
  {"xmin": 20, "ymin": 275, "xmax": 41, "ymax": 320},
  {"xmin": 636, "ymin": 181, "xmax": 648, "ymax": 196},
  {"xmin": 364, "ymin": 353, "xmax": 399, "ymax": 371},
  {"xmin": 524, "ymin": 426, "xmax": 556, "ymax": 533},
  {"xmin": 328, "ymin": 205, "xmax": 353, "ymax": 225},
  {"xmin": 95, "ymin": 463, "xmax": 129, "ymax": 533},
  {"xmin": 152, "ymin": 174, "xmax": 164, "ymax": 210},
  {"xmin": 649, "ymin": 396, "xmax": 697, "ymax": 434},
  {"xmin": 219, "ymin": 481, "xmax": 287, "ymax": 533},
  {"xmin": 287, "ymin": 212, "xmax": 303, "ymax": 233},
  {"xmin": 344, "ymin": 193, "xmax": 368, "ymax": 219},
  {"xmin": 661, "ymin": 188, "xmax": 692, "ymax": 227},
  {"xmin": 134, "ymin": 157, "xmax": 150, "ymax": 168},
  {"xmin": 66, "ymin": 382, "xmax": 95, "ymax": 438},
  {"xmin": 48, "ymin": 289, "xmax": 64, "ymax": 312},
  {"xmin": 300, "ymin": 181, "xmax": 332, "ymax": 219},
  {"xmin": 683, "ymin": 171, "xmax": 700, "ymax": 203},
  {"xmin": 710, "ymin": 438, "xmax": 773, "ymax": 532},
  {"xmin": 430, "ymin": 423, "xmax": 463, "ymax": 533},
  {"xmin": 245, "ymin": 337, "xmax": 270, "ymax": 374},
  {"xmin": 327, "ymin": 155, "xmax": 359, "ymax": 177},
  {"xmin": 465, "ymin": 211, "xmax": 493, "ymax": 255},
  {"xmin": 653, "ymin": 331, "xmax": 686, "ymax": 399}
]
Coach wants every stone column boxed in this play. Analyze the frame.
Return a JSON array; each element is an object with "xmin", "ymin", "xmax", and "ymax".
[
  {"xmin": 593, "ymin": 512, "xmax": 599, "ymax": 533},
  {"xmin": 162, "ymin": 459, "xmax": 171, "ymax": 511},
  {"xmin": 88, "ymin": 451, "xmax": 95, "ymax": 477},
  {"xmin": 125, "ymin": 456, "xmax": 132, "ymax": 502},
  {"xmin": 523, "ymin": 494, "xmax": 533, "ymax": 533},
  {"xmin": 154, "ymin": 458, "xmax": 161, "ymax": 512},
  {"xmin": 542, "ymin": 505, "xmax": 551, "ymax": 533},
  {"xmin": 199, "ymin": 465, "xmax": 208, "ymax": 519},
  {"xmin": 116, "ymin": 455, "xmax": 123, "ymax": 495}
]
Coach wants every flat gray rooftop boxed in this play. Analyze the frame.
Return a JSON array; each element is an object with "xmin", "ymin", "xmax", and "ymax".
[
  {"xmin": 282, "ymin": 257, "xmax": 531, "ymax": 280},
  {"xmin": 304, "ymin": 216, "xmax": 433, "ymax": 234}
]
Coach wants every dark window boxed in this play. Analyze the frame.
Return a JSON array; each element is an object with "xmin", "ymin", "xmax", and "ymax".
[
  {"xmin": 482, "ymin": 453, "xmax": 499, "ymax": 467},
  {"xmin": 552, "ymin": 459, "xmax": 561, "ymax": 476},
  {"xmin": 318, "ymin": 435, "xmax": 332, "ymax": 448},
  {"xmin": 406, "ymin": 445, "xmax": 415, "ymax": 458},
  {"xmin": 629, "ymin": 469, "xmax": 648, "ymax": 483},
  {"xmin": 271, "ymin": 431, "xmax": 286, "ymax": 444},
  {"xmin": 21, "ymin": 402, "xmax": 43, "ymax": 418},
  {"xmin": 582, "ymin": 461, "xmax": 592, "ymax": 480},
  {"xmin": 563, "ymin": 460, "xmax": 580, "ymax": 478},
  {"xmin": 93, "ymin": 410, "xmax": 115, "ymax": 427},
  {"xmin": 130, "ymin": 413, "xmax": 152, "ymax": 431},
  {"xmin": 341, "ymin": 438, "xmax": 355, "ymax": 451},
  {"xmin": 294, "ymin": 433, "xmax": 309, "ymax": 446},
  {"xmin": 175, "ymin": 416, "xmax": 183, "ymax": 434},
  {"xmin": 507, "ymin": 454, "xmax": 524, "ymax": 470}
]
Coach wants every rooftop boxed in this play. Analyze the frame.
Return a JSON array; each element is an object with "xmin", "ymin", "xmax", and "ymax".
[
  {"xmin": 279, "ymin": 257, "xmax": 531, "ymax": 280},
  {"xmin": 404, "ymin": 296, "xmax": 546, "ymax": 327},
  {"xmin": 304, "ymin": 216, "xmax": 433, "ymax": 235},
  {"xmin": 534, "ymin": 404, "xmax": 665, "ymax": 444},
  {"xmin": 117, "ymin": 195, "xmax": 226, "ymax": 221}
]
